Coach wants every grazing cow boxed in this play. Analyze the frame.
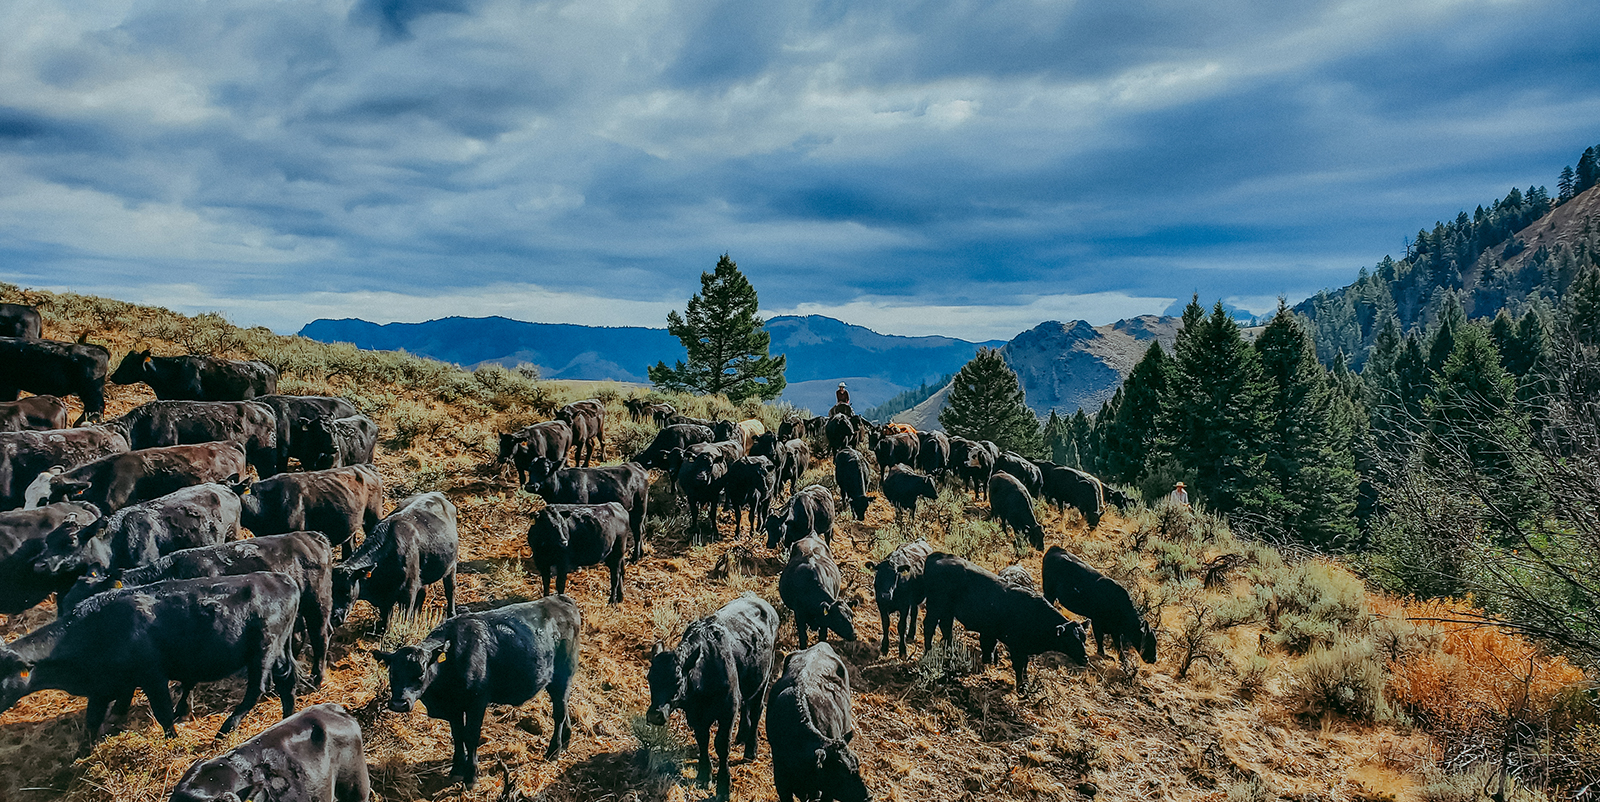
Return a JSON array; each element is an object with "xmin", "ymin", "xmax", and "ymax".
[
  {"xmin": 556, "ymin": 400, "xmax": 605, "ymax": 467},
  {"xmin": 0, "ymin": 396, "xmax": 69, "ymax": 433},
  {"xmin": 295, "ymin": 414, "xmax": 379, "ymax": 470},
  {"xmin": 110, "ymin": 351, "xmax": 277, "ymax": 401},
  {"xmin": 647, "ymin": 402, "xmax": 677, "ymax": 426},
  {"xmin": 873, "ymin": 431, "xmax": 920, "ymax": 485},
  {"xmin": 0, "ymin": 337, "xmax": 110, "ymax": 424},
  {"xmin": 49, "ymin": 442, "xmax": 248, "ymax": 514},
  {"xmin": 996, "ymin": 451, "xmax": 1043, "ymax": 497},
  {"xmin": 779, "ymin": 535, "xmax": 856, "ymax": 648},
  {"xmin": 375, "ymin": 595, "xmax": 581, "ymax": 787},
  {"xmin": 633, "ymin": 423, "xmax": 714, "ymax": 471},
  {"xmin": 989, "ymin": 472, "xmax": 1047, "ymax": 550},
  {"xmin": 803, "ymin": 415, "xmax": 827, "ymax": 438},
  {"xmin": 526, "ymin": 463, "xmax": 650, "ymax": 560},
  {"xmin": 332, "ymin": 492, "xmax": 458, "ymax": 632},
  {"xmin": 916, "ymin": 431, "xmax": 950, "ymax": 478},
  {"xmin": 0, "ymin": 572, "xmax": 301, "ymax": 750},
  {"xmin": 110, "ymin": 400, "xmax": 278, "ymax": 477},
  {"xmin": 35, "ymin": 483, "xmax": 241, "ymax": 578},
  {"xmin": 624, "ymin": 397, "xmax": 650, "ymax": 423},
  {"xmin": 948, "ymin": 437, "xmax": 995, "ymax": 499},
  {"xmin": 0, "ymin": 426, "xmax": 129, "ymax": 510},
  {"xmin": 1042, "ymin": 546, "xmax": 1157, "ymax": 665},
  {"xmin": 0, "ymin": 303, "xmax": 41, "ymax": 339},
  {"xmin": 676, "ymin": 449, "xmax": 729, "ymax": 542},
  {"xmin": 749, "ymin": 432, "xmax": 786, "ymax": 480},
  {"xmin": 997, "ymin": 565, "xmax": 1037, "ymax": 594},
  {"xmin": 777, "ymin": 414, "xmax": 805, "ymax": 441},
  {"xmin": 168, "ymin": 703, "xmax": 369, "ymax": 802},
  {"xmin": 882, "ymin": 465, "xmax": 938, "ymax": 525},
  {"xmin": 824, "ymin": 414, "xmax": 856, "ymax": 454},
  {"xmin": 766, "ymin": 642, "xmax": 869, "ymax": 802},
  {"xmin": 647, "ymin": 593, "xmax": 779, "ymax": 798},
  {"xmin": 1038, "ymin": 465, "xmax": 1105, "ymax": 528},
  {"xmin": 865, "ymin": 538, "xmax": 933, "ymax": 658},
  {"xmin": 725, "ymin": 456, "xmax": 776, "ymax": 539},
  {"xmin": 0, "ymin": 502, "xmax": 100, "ymax": 615},
  {"xmin": 1103, "ymin": 485, "xmax": 1136, "ymax": 512},
  {"xmin": 833, "ymin": 448, "xmax": 873, "ymax": 521},
  {"xmin": 922, "ymin": 552, "xmax": 1088, "ymax": 689},
  {"xmin": 254, "ymin": 395, "xmax": 358, "ymax": 476},
  {"xmin": 499, "ymin": 420, "xmax": 573, "ymax": 486},
  {"xmin": 234, "ymin": 464, "xmax": 384, "ymax": 560},
  {"xmin": 775, "ymin": 439, "xmax": 811, "ymax": 496},
  {"xmin": 764, "ymin": 485, "xmax": 835, "ymax": 550},
  {"xmin": 528, "ymin": 502, "xmax": 629, "ymax": 604},
  {"xmin": 60, "ymin": 531, "xmax": 334, "ymax": 686}
]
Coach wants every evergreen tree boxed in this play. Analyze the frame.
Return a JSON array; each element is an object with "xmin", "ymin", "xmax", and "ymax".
[
  {"xmin": 1096, "ymin": 340, "xmax": 1173, "ymax": 486},
  {"xmin": 649, "ymin": 254, "xmax": 787, "ymax": 402},
  {"xmin": 1563, "ymin": 264, "xmax": 1600, "ymax": 346},
  {"xmin": 1165, "ymin": 301, "xmax": 1272, "ymax": 514},
  {"xmin": 1578, "ymin": 147, "xmax": 1600, "ymax": 194},
  {"xmin": 1559, "ymin": 166, "xmax": 1576, "ymax": 203},
  {"xmin": 1044, "ymin": 411, "xmax": 1072, "ymax": 466},
  {"xmin": 940, "ymin": 347, "xmax": 1044, "ymax": 456},
  {"xmin": 1429, "ymin": 322, "xmax": 1525, "ymax": 471},
  {"xmin": 1069, "ymin": 409, "xmax": 1094, "ymax": 471},
  {"xmin": 1426, "ymin": 292, "xmax": 1465, "ymax": 377},
  {"xmin": 1489, "ymin": 309, "xmax": 1518, "ymax": 366}
]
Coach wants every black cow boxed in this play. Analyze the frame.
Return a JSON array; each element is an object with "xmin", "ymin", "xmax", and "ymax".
[
  {"xmin": 500, "ymin": 420, "xmax": 573, "ymax": 486},
  {"xmin": 0, "ymin": 502, "xmax": 100, "ymax": 614},
  {"xmin": 996, "ymin": 451, "xmax": 1043, "ymax": 497},
  {"xmin": 169, "ymin": 703, "xmax": 369, "ymax": 802},
  {"xmin": 711, "ymin": 419, "xmax": 738, "ymax": 444},
  {"xmin": 916, "ymin": 431, "xmax": 950, "ymax": 478},
  {"xmin": 775, "ymin": 439, "xmax": 811, "ymax": 496},
  {"xmin": 254, "ymin": 395, "xmax": 358, "ymax": 476},
  {"xmin": 725, "ymin": 456, "xmax": 775, "ymax": 539},
  {"xmin": 764, "ymin": 484, "xmax": 835, "ymax": 550},
  {"xmin": 109, "ymin": 400, "xmax": 278, "ymax": 476},
  {"xmin": 779, "ymin": 535, "xmax": 856, "ymax": 649},
  {"xmin": 0, "ymin": 426, "xmax": 129, "ymax": 510},
  {"xmin": 766, "ymin": 642, "xmax": 869, "ymax": 802},
  {"xmin": 109, "ymin": 350, "xmax": 277, "ymax": 401},
  {"xmin": 1042, "ymin": 546, "xmax": 1157, "ymax": 665},
  {"xmin": 989, "ymin": 472, "xmax": 1046, "ymax": 550},
  {"xmin": 556, "ymin": 400, "xmax": 605, "ymax": 467},
  {"xmin": 647, "ymin": 592, "xmax": 779, "ymax": 798},
  {"xmin": 332, "ymin": 492, "xmax": 458, "ymax": 632},
  {"xmin": 526, "ymin": 462, "xmax": 650, "ymax": 560},
  {"xmin": 1038, "ymin": 465, "xmax": 1105, "ymax": 528},
  {"xmin": 0, "ymin": 337, "xmax": 110, "ymax": 424},
  {"xmin": 749, "ymin": 432, "xmax": 786, "ymax": 484},
  {"xmin": 234, "ymin": 464, "xmax": 384, "ymax": 560},
  {"xmin": 922, "ymin": 552, "xmax": 1088, "ymax": 689},
  {"xmin": 0, "ymin": 395, "xmax": 68, "ymax": 432},
  {"xmin": 634, "ymin": 423, "xmax": 714, "ymax": 470},
  {"xmin": 824, "ymin": 414, "xmax": 856, "ymax": 454},
  {"xmin": 528, "ymin": 501, "xmax": 629, "ymax": 604},
  {"xmin": 833, "ymin": 448, "xmax": 872, "ymax": 520},
  {"xmin": 624, "ymin": 397, "xmax": 650, "ymax": 423},
  {"xmin": 872, "ymin": 432, "xmax": 919, "ymax": 485},
  {"xmin": 49, "ymin": 442, "xmax": 248, "ymax": 514},
  {"xmin": 646, "ymin": 402, "xmax": 676, "ymax": 426},
  {"xmin": 1103, "ymin": 485, "xmax": 1136, "ymax": 512},
  {"xmin": 60, "ymin": 530, "xmax": 334, "ymax": 686},
  {"xmin": 882, "ymin": 465, "xmax": 937, "ymax": 525},
  {"xmin": 375, "ymin": 595, "xmax": 581, "ymax": 787},
  {"xmin": 296, "ymin": 414, "xmax": 378, "ymax": 470},
  {"xmin": 676, "ymin": 448, "xmax": 729, "ymax": 542},
  {"xmin": 0, "ymin": 572, "xmax": 301, "ymax": 750},
  {"xmin": 0, "ymin": 303, "xmax": 41, "ymax": 339},
  {"xmin": 35, "ymin": 483, "xmax": 241, "ymax": 577},
  {"xmin": 948, "ymin": 436, "xmax": 994, "ymax": 499},
  {"xmin": 777, "ymin": 415, "xmax": 805, "ymax": 441},
  {"xmin": 865, "ymin": 538, "xmax": 933, "ymax": 659}
]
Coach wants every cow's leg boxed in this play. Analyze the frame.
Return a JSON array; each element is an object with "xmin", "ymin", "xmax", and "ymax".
[
  {"xmin": 306, "ymin": 596, "xmax": 330, "ymax": 688},
  {"xmin": 81, "ymin": 694, "xmax": 114, "ymax": 752},
  {"xmin": 447, "ymin": 715, "xmax": 469, "ymax": 780},
  {"xmin": 742, "ymin": 680, "xmax": 768, "ymax": 760},
  {"xmin": 797, "ymin": 619, "xmax": 809, "ymax": 650},
  {"xmin": 693, "ymin": 723, "xmax": 713, "ymax": 788},
  {"xmin": 462, "ymin": 705, "xmax": 486, "ymax": 787},
  {"xmin": 441, "ymin": 567, "xmax": 457, "ymax": 618},
  {"xmin": 545, "ymin": 679, "xmax": 572, "ymax": 758},
  {"xmin": 1093, "ymin": 619, "xmax": 1108, "ymax": 657},
  {"xmin": 714, "ymin": 715, "xmax": 733, "ymax": 800},
  {"xmin": 1013, "ymin": 654, "xmax": 1031, "ymax": 692},
  {"xmin": 979, "ymin": 634, "xmax": 998, "ymax": 665},
  {"xmin": 143, "ymin": 676, "xmax": 180, "ymax": 739},
  {"xmin": 540, "ymin": 568, "xmax": 553, "ymax": 597},
  {"xmin": 609, "ymin": 555, "xmax": 623, "ymax": 605},
  {"xmin": 218, "ymin": 658, "xmax": 267, "ymax": 737},
  {"xmin": 879, "ymin": 608, "xmax": 893, "ymax": 656},
  {"xmin": 555, "ymin": 567, "xmax": 568, "ymax": 596},
  {"xmin": 275, "ymin": 652, "xmax": 297, "ymax": 718},
  {"xmin": 906, "ymin": 604, "xmax": 920, "ymax": 658}
]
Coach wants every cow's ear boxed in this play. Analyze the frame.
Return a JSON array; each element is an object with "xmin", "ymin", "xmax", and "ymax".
[
  {"xmin": 843, "ymin": 729, "xmax": 856, "ymax": 745},
  {"xmin": 370, "ymin": 649, "xmax": 394, "ymax": 663},
  {"xmin": 897, "ymin": 565, "xmax": 912, "ymax": 575},
  {"xmin": 863, "ymin": 561, "xmax": 877, "ymax": 571},
  {"xmin": 650, "ymin": 640, "xmax": 666, "ymax": 658}
]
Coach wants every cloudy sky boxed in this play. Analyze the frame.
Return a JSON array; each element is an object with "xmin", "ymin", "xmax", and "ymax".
[{"xmin": 3, "ymin": 0, "xmax": 1598, "ymax": 341}]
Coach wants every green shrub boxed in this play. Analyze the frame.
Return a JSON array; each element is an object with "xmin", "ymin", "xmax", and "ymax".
[{"xmin": 1288, "ymin": 637, "xmax": 1391, "ymax": 722}]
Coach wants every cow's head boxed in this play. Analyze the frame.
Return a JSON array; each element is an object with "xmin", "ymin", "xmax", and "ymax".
[
  {"xmin": 0, "ymin": 645, "xmax": 35, "ymax": 716},
  {"xmin": 868, "ymin": 560, "xmax": 913, "ymax": 608},
  {"xmin": 816, "ymin": 732, "xmax": 869, "ymax": 802},
  {"xmin": 330, "ymin": 564, "xmax": 372, "ymax": 628},
  {"xmin": 532, "ymin": 508, "xmax": 571, "ymax": 550},
  {"xmin": 1026, "ymin": 522, "xmax": 1046, "ymax": 552},
  {"xmin": 763, "ymin": 513, "xmax": 788, "ymax": 550},
  {"xmin": 849, "ymin": 494, "xmax": 874, "ymax": 521},
  {"xmin": 169, "ymin": 752, "xmax": 266, "ymax": 802},
  {"xmin": 32, "ymin": 520, "xmax": 107, "ymax": 578},
  {"xmin": 1138, "ymin": 620, "xmax": 1158, "ymax": 664},
  {"xmin": 645, "ymin": 641, "xmax": 686, "ymax": 726},
  {"xmin": 58, "ymin": 567, "xmax": 123, "ymax": 617},
  {"xmin": 496, "ymin": 433, "xmax": 520, "ymax": 463},
  {"xmin": 821, "ymin": 600, "xmax": 857, "ymax": 642},
  {"xmin": 293, "ymin": 418, "xmax": 338, "ymax": 469},
  {"xmin": 373, "ymin": 639, "xmax": 448, "ymax": 713},
  {"xmin": 750, "ymin": 432, "xmax": 778, "ymax": 457},
  {"xmin": 1054, "ymin": 619, "xmax": 1089, "ymax": 666},
  {"xmin": 46, "ymin": 476, "xmax": 92, "ymax": 504},
  {"xmin": 108, "ymin": 349, "xmax": 154, "ymax": 385},
  {"xmin": 522, "ymin": 456, "xmax": 560, "ymax": 492}
]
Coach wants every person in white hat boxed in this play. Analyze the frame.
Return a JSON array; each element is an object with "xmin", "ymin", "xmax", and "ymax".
[
  {"xmin": 1171, "ymin": 481, "xmax": 1189, "ymax": 507},
  {"xmin": 836, "ymin": 382, "xmax": 850, "ymax": 406}
]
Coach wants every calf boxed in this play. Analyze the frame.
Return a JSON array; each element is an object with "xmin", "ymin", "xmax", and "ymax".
[
  {"xmin": 916, "ymin": 431, "xmax": 950, "ymax": 478},
  {"xmin": 0, "ymin": 337, "xmax": 110, "ymax": 424},
  {"xmin": 556, "ymin": 400, "xmax": 605, "ymax": 466},
  {"xmin": 109, "ymin": 400, "xmax": 278, "ymax": 477},
  {"xmin": 375, "ymin": 595, "xmax": 581, "ymax": 787},
  {"xmin": 948, "ymin": 436, "xmax": 994, "ymax": 499},
  {"xmin": 632, "ymin": 423, "xmax": 713, "ymax": 471},
  {"xmin": 109, "ymin": 350, "xmax": 277, "ymax": 401},
  {"xmin": 865, "ymin": 538, "xmax": 933, "ymax": 658},
  {"xmin": 0, "ymin": 426, "xmax": 130, "ymax": 510},
  {"xmin": 996, "ymin": 451, "xmax": 1043, "ymax": 497},
  {"xmin": 676, "ymin": 449, "xmax": 728, "ymax": 543},
  {"xmin": 778, "ymin": 535, "xmax": 856, "ymax": 648},
  {"xmin": 725, "ymin": 456, "xmax": 775, "ymax": 539},
  {"xmin": 873, "ymin": 431, "xmax": 920, "ymax": 484},
  {"xmin": 234, "ymin": 464, "xmax": 384, "ymax": 560},
  {"xmin": 833, "ymin": 448, "xmax": 873, "ymax": 520},
  {"xmin": 922, "ymin": 552, "xmax": 1088, "ymax": 689},
  {"xmin": 734, "ymin": 419, "xmax": 765, "ymax": 454},
  {"xmin": 647, "ymin": 402, "xmax": 676, "ymax": 426},
  {"xmin": 764, "ymin": 484, "xmax": 835, "ymax": 550},
  {"xmin": 749, "ymin": 432, "xmax": 786, "ymax": 484},
  {"xmin": 0, "ymin": 303, "xmax": 41, "ymax": 339},
  {"xmin": 332, "ymin": 492, "xmax": 459, "ymax": 632},
  {"xmin": 1038, "ymin": 465, "xmax": 1105, "ymax": 528},
  {"xmin": 882, "ymin": 465, "xmax": 937, "ymax": 525},
  {"xmin": 0, "ymin": 572, "xmax": 301, "ymax": 750},
  {"xmin": 824, "ymin": 414, "xmax": 856, "ymax": 454},
  {"xmin": 60, "ymin": 531, "xmax": 334, "ymax": 686},
  {"xmin": 168, "ymin": 703, "xmax": 369, "ymax": 802},
  {"xmin": 775, "ymin": 439, "xmax": 812, "ymax": 496},
  {"xmin": 526, "ymin": 462, "xmax": 649, "ymax": 560},
  {"xmin": 49, "ymin": 442, "xmax": 248, "ymax": 514},
  {"xmin": 296, "ymin": 414, "xmax": 379, "ymax": 470},
  {"xmin": 528, "ymin": 502, "xmax": 628, "ymax": 604},
  {"xmin": 35, "ymin": 483, "xmax": 241, "ymax": 577},
  {"xmin": 0, "ymin": 395, "xmax": 68, "ymax": 432},
  {"xmin": 777, "ymin": 414, "xmax": 805, "ymax": 441},
  {"xmin": 647, "ymin": 593, "xmax": 778, "ymax": 798},
  {"xmin": 766, "ymin": 643, "xmax": 869, "ymax": 802},
  {"xmin": 1042, "ymin": 546, "xmax": 1157, "ymax": 665},
  {"xmin": 254, "ymin": 395, "xmax": 358, "ymax": 475},
  {"xmin": 989, "ymin": 472, "xmax": 1047, "ymax": 550},
  {"xmin": 500, "ymin": 420, "xmax": 573, "ymax": 486},
  {"xmin": 1103, "ymin": 485, "xmax": 1136, "ymax": 512},
  {"xmin": 0, "ymin": 502, "xmax": 100, "ymax": 614}
]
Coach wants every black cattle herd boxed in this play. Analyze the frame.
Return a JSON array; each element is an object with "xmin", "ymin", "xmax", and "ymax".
[{"xmin": 0, "ymin": 303, "xmax": 1154, "ymax": 802}]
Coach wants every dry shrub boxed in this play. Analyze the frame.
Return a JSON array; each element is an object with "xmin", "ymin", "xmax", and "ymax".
[
  {"xmin": 1226, "ymin": 776, "xmax": 1274, "ymax": 802},
  {"xmin": 1288, "ymin": 637, "xmax": 1391, "ymax": 722},
  {"xmin": 1261, "ymin": 560, "xmax": 1371, "ymax": 654}
]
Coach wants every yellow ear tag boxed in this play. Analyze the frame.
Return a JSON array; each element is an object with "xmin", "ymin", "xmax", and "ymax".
[
  {"xmin": 18, "ymin": 670, "xmax": 28, "ymax": 680},
  {"xmin": 142, "ymin": 355, "xmax": 152, "ymax": 365},
  {"xmin": 241, "ymin": 488, "xmax": 250, "ymax": 495},
  {"xmin": 112, "ymin": 581, "xmax": 123, "ymax": 588},
  {"xmin": 364, "ymin": 570, "xmax": 372, "ymax": 579},
  {"xmin": 436, "ymin": 653, "xmax": 447, "ymax": 664}
]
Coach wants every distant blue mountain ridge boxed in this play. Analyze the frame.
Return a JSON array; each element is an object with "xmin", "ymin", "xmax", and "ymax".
[{"xmin": 296, "ymin": 314, "xmax": 1005, "ymax": 414}]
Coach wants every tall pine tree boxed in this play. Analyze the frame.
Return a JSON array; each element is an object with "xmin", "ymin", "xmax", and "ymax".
[
  {"xmin": 940, "ymin": 348, "xmax": 1044, "ymax": 456},
  {"xmin": 1095, "ymin": 340, "xmax": 1173, "ymax": 486},
  {"xmin": 1166, "ymin": 300, "xmax": 1271, "ymax": 513},
  {"xmin": 649, "ymin": 254, "xmax": 787, "ymax": 402}
]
